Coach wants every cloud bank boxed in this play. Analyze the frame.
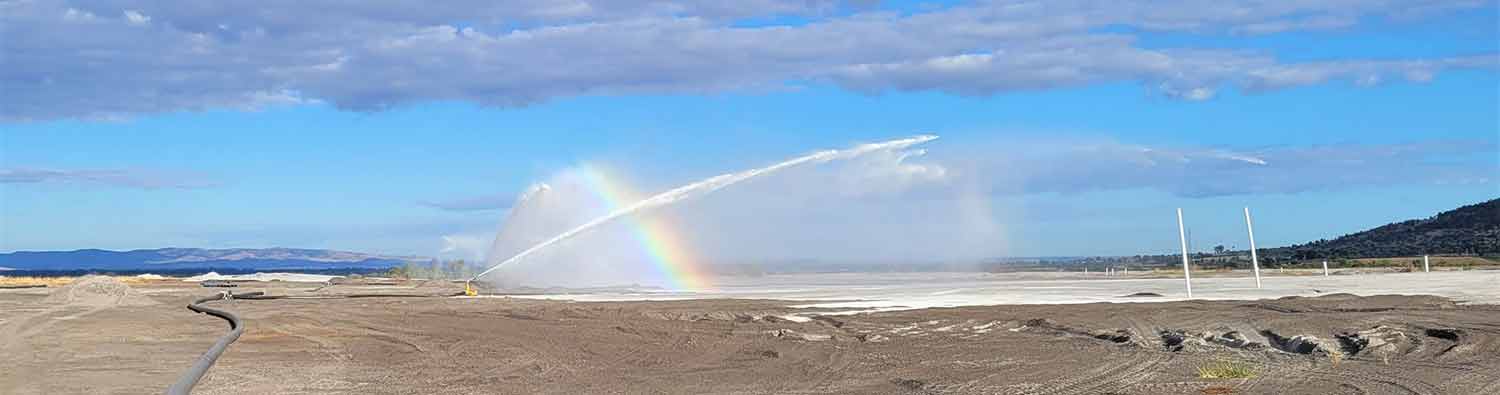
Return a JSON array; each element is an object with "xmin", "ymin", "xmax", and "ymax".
[
  {"xmin": 4, "ymin": 0, "xmax": 1495, "ymax": 120},
  {"xmin": 950, "ymin": 138, "xmax": 1497, "ymax": 197},
  {"xmin": 0, "ymin": 167, "xmax": 219, "ymax": 189},
  {"xmin": 419, "ymin": 194, "xmax": 517, "ymax": 211}
]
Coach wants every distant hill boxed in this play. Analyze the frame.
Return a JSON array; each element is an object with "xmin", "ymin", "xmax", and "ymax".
[
  {"xmin": 1265, "ymin": 198, "xmax": 1499, "ymax": 259},
  {"xmin": 0, "ymin": 247, "xmax": 422, "ymax": 272}
]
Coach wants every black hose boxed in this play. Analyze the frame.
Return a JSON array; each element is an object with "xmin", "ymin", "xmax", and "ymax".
[
  {"xmin": 236, "ymin": 293, "xmax": 463, "ymax": 300},
  {"xmin": 166, "ymin": 291, "xmax": 259, "ymax": 395}
]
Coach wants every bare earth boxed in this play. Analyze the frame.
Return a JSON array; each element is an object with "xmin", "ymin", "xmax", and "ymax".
[{"xmin": 2, "ymin": 278, "xmax": 1498, "ymax": 394}]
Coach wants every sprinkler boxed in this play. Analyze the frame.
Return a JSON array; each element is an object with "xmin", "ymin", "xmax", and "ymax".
[{"xmin": 464, "ymin": 280, "xmax": 478, "ymax": 296}]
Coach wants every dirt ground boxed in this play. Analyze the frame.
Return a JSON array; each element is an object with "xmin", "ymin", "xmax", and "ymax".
[{"xmin": 2, "ymin": 279, "xmax": 1497, "ymax": 394}]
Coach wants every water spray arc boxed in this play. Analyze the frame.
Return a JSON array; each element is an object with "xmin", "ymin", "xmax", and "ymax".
[
  {"xmin": 465, "ymin": 186, "xmax": 555, "ymax": 297},
  {"xmin": 467, "ymin": 135, "xmax": 941, "ymax": 288},
  {"xmin": 483, "ymin": 183, "xmax": 554, "ymax": 265},
  {"xmin": 465, "ymin": 183, "xmax": 552, "ymax": 296}
]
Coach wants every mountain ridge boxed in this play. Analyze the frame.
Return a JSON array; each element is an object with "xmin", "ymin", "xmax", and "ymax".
[
  {"xmin": 4, "ymin": 199, "xmax": 1494, "ymax": 272},
  {"xmin": 0, "ymin": 247, "xmax": 424, "ymax": 271},
  {"xmin": 1264, "ymin": 198, "xmax": 1499, "ymax": 259}
]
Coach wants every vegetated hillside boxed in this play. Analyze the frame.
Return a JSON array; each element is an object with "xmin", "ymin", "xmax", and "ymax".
[
  {"xmin": 1266, "ymin": 198, "xmax": 1499, "ymax": 259},
  {"xmin": 0, "ymin": 247, "xmax": 421, "ymax": 271}
]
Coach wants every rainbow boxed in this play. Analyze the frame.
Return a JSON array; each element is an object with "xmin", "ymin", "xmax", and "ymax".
[{"xmin": 577, "ymin": 164, "xmax": 712, "ymax": 291}]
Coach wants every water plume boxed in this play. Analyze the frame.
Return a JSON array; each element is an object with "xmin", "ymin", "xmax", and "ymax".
[{"xmin": 471, "ymin": 135, "xmax": 940, "ymax": 282}]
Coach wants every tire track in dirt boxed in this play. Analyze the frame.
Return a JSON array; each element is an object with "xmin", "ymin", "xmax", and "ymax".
[
  {"xmin": 1040, "ymin": 312, "xmax": 1174, "ymax": 394},
  {"xmin": 1297, "ymin": 364, "xmax": 1438, "ymax": 395},
  {"xmin": 0, "ymin": 306, "xmax": 109, "ymax": 395},
  {"xmin": 1428, "ymin": 361, "xmax": 1500, "ymax": 393},
  {"xmin": 1013, "ymin": 348, "xmax": 1168, "ymax": 395},
  {"xmin": 0, "ymin": 306, "xmax": 104, "ymax": 350},
  {"xmin": 1237, "ymin": 361, "xmax": 1361, "ymax": 395}
]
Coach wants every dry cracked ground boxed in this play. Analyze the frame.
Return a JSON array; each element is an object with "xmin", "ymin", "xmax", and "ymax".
[{"xmin": 2, "ymin": 279, "xmax": 1498, "ymax": 394}]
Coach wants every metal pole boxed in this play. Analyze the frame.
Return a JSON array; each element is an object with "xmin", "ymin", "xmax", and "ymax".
[
  {"xmin": 1244, "ymin": 207, "xmax": 1262, "ymax": 289},
  {"xmin": 1187, "ymin": 228, "xmax": 1193, "ymax": 258},
  {"xmin": 1424, "ymin": 255, "xmax": 1430, "ymax": 273},
  {"xmin": 1323, "ymin": 260, "xmax": 1329, "ymax": 276},
  {"xmin": 1177, "ymin": 208, "xmax": 1193, "ymax": 298}
]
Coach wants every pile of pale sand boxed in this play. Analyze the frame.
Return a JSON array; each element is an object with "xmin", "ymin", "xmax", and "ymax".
[{"xmin": 42, "ymin": 276, "xmax": 157, "ymax": 307}]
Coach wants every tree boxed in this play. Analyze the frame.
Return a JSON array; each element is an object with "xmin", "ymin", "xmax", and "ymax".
[
  {"xmin": 388, "ymin": 263, "xmax": 412, "ymax": 279},
  {"xmin": 1214, "ymin": 245, "xmax": 1226, "ymax": 255},
  {"xmin": 445, "ymin": 260, "xmax": 466, "ymax": 280}
]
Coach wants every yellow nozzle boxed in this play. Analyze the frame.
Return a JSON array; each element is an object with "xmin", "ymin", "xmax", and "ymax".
[{"xmin": 464, "ymin": 281, "xmax": 478, "ymax": 297}]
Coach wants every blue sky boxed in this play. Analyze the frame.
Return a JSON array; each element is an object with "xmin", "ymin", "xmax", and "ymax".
[{"xmin": 1, "ymin": 0, "xmax": 1496, "ymax": 259}]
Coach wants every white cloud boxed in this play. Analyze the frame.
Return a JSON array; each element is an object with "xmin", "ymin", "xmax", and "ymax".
[
  {"xmin": 62, "ymin": 8, "xmax": 96, "ymax": 22},
  {"xmin": 122, "ymin": 10, "xmax": 149, "ymax": 26},
  {"xmin": 2, "ymin": 0, "xmax": 1495, "ymax": 120},
  {"xmin": 1159, "ymin": 83, "xmax": 1218, "ymax": 101},
  {"xmin": 941, "ymin": 137, "xmax": 1495, "ymax": 197},
  {"xmin": 1232, "ymin": 14, "xmax": 1357, "ymax": 35}
]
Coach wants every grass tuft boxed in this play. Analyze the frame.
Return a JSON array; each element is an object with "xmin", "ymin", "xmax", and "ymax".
[{"xmin": 1198, "ymin": 359, "xmax": 1257, "ymax": 379}]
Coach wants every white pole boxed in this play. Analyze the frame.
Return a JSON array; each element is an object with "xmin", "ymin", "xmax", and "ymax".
[
  {"xmin": 1123, "ymin": 267, "xmax": 1128, "ymax": 276},
  {"xmin": 1424, "ymin": 255, "xmax": 1430, "ymax": 273},
  {"xmin": 1177, "ymin": 208, "xmax": 1193, "ymax": 298},
  {"xmin": 1244, "ymin": 207, "xmax": 1262, "ymax": 289},
  {"xmin": 1084, "ymin": 268, "xmax": 1088, "ymax": 276},
  {"xmin": 1322, "ymin": 260, "xmax": 1329, "ymax": 276}
]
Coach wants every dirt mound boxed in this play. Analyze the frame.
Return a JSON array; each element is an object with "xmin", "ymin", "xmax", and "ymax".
[
  {"xmin": 1259, "ymin": 329, "xmax": 1344, "ymax": 360},
  {"xmin": 1249, "ymin": 293, "xmax": 1457, "ymax": 313},
  {"xmin": 415, "ymin": 279, "xmax": 463, "ymax": 289},
  {"xmin": 1018, "ymin": 318, "xmax": 1144, "ymax": 347},
  {"xmin": 640, "ymin": 310, "xmax": 784, "ymax": 322},
  {"xmin": 42, "ymin": 276, "xmax": 157, "ymax": 307}
]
